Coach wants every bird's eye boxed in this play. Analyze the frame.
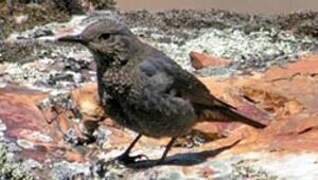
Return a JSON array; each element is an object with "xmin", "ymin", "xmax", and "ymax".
[{"xmin": 99, "ymin": 33, "xmax": 111, "ymax": 40}]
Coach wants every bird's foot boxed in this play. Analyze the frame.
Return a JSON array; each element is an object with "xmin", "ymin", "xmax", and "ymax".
[{"xmin": 116, "ymin": 153, "xmax": 149, "ymax": 165}]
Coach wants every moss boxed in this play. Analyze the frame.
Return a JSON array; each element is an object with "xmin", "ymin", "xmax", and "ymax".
[
  {"xmin": 51, "ymin": 0, "xmax": 84, "ymax": 15},
  {"xmin": 0, "ymin": 2, "xmax": 70, "ymax": 39},
  {"xmin": 0, "ymin": 41, "xmax": 45, "ymax": 63},
  {"xmin": 0, "ymin": 0, "xmax": 119, "ymax": 39},
  {"xmin": 0, "ymin": 144, "xmax": 35, "ymax": 180},
  {"xmin": 89, "ymin": 0, "xmax": 116, "ymax": 10}
]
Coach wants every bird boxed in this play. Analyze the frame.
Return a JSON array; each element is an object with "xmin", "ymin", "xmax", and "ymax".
[{"xmin": 57, "ymin": 16, "xmax": 266, "ymax": 166}]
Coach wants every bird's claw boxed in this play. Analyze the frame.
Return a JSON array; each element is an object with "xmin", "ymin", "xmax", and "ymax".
[{"xmin": 116, "ymin": 153, "xmax": 149, "ymax": 165}]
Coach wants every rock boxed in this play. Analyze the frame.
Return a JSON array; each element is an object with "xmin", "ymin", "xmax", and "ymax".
[
  {"xmin": 206, "ymin": 55, "xmax": 318, "ymax": 154},
  {"xmin": 71, "ymin": 83, "xmax": 105, "ymax": 136},
  {"xmin": 1, "ymin": 54, "xmax": 318, "ymax": 179},
  {"xmin": 190, "ymin": 51, "xmax": 231, "ymax": 70},
  {"xmin": 2, "ymin": 8, "xmax": 318, "ymax": 179},
  {"xmin": 65, "ymin": 150, "xmax": 84, "ymax": 162},
  {"xmin": 71, "ymin": 83, "xmax": 104, "ymax": 120},
  {"xmin": 14, "ymin": 15, "xmax": 29, "ymax": 25}
]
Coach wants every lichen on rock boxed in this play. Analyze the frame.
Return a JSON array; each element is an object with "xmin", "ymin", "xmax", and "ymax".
[{"xmin": 0, "ymin": 144, "xmax": 35, "ymax": 180}]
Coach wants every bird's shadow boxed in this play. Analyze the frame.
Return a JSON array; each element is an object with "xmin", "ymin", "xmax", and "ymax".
[{"xmin": 125, "ymin": 140, "xmax": 241, "ymax": 169}]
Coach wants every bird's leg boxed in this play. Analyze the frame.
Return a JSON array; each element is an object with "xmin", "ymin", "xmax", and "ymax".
[
  {"xmin": 156, "ymin": 137, "xmax": 177, "ymax": 165},
  {"xmin": 121, "ymin": 134, "xmax": 142, "ymax": 156},
  {"xmin": 116, "ymin": 134, "xmax": 147, "ymax": 164}
]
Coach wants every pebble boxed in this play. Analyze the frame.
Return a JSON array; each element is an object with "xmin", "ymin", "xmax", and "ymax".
[
  {"xmin": 17, "ymin": 139, "xmax": 34, "ymax": 149},
  {"xmin": 22, "ymin": 159, "xmax": 43, "ymax": 170},
  {"xmin": 0, "ymin": 121, "xmax": 7, "ymax": 132}
]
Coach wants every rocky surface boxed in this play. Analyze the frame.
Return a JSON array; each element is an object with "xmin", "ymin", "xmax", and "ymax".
[
  {"xmin": 1, "ymin": 54, "xmax": 318, "ymax": 179},
  {"xmin": 104, "ymin": 10, "xmax": 316, "ymax": 77},
  {"xmin": 1, "ymin": 7, "xmax": 318, "ymax": 180},
  {"xmin": 124, "ymin": 10, "xmax": 318, "ymax": 75}
]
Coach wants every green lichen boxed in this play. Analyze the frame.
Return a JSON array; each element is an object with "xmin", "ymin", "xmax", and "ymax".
[
  {"xmin": 231, "ymin": 160, "xmax": 279, "ymax": 180},
  {"xmin": 0, "ymin": 144, "xmax": 35, "ymax": 180}
]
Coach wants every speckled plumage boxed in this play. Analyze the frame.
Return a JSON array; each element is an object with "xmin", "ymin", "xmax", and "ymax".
[{"xmin": 58, "ymin": 17, "xmax": 266, "ymax": 165}]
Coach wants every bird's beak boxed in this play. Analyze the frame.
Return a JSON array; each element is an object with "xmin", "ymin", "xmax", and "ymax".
[{"xmin": 57, "ymin": 34, "xmax": 86, "ymax": 44}]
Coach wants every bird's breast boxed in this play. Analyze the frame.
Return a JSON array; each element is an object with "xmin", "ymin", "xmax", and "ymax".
[{"xmin": 102, "ymin": 69, "xmax": 132, "ymax": 95}]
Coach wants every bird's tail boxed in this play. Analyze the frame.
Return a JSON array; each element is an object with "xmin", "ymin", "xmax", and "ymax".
[{"xmin": 201, "ymin": 107, "xmax": 266, "ymax": 129}]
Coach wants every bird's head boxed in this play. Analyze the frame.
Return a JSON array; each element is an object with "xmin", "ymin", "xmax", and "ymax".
[{"xmin": 58, "ymin": 18, "xmax": 140, "ymax": 65}]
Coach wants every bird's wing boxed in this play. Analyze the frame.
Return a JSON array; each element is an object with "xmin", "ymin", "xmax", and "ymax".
[
  {"xmin": 138, "ymin": 51, "xmax": 266, "ymax": 129},
  {"xmin": 138, "ymin": 52, "xmax": 236, "ymax": 110}
]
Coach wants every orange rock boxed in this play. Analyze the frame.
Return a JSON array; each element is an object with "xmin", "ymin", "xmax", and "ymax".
[
  {"xmin": 190, "ymin": 51, "xmax": 231, "ymax": 70},
  {"xmin": 0, "ymin": 85, "xmax": 93, "ymax": 163},
  {"xmin": 0, "ymin": 87, "xmax": 48, "ymax": 139},
  {"xmin": 57, "ymin": 114, "xmax": 71, "ymax": 134},
  {"xmin": 71, "ymin": 83, "xmax": 105, "ymax": 120},
  {"xmin": 0, "ymin": 86, "xmax": 68, "ymax": 162},
  {"xmin": 65, "ymin": 150, "xmax": 84, "ymax": 163},
  {"xmin": 264, "ymin": 54, "xmax": 318, "ymax": 81},
  {"xmin": 198, "ymin": 54, "xmax": 318, "ymax": 155}
]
